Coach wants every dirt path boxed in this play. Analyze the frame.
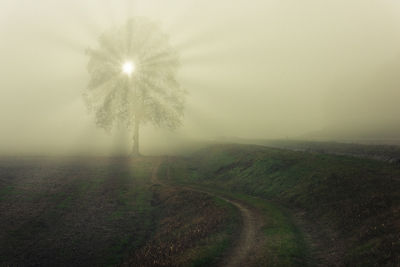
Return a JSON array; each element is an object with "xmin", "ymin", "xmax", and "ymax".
[
  {"xmin": 211, "ymin": 193, "xmax": 259, "ymax": 267},
  {"xmin": 151, "ymin": 159, "xmax": 263, "ymax": 267}
]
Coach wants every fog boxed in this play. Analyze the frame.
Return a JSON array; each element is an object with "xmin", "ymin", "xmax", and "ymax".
[{"xmin": 1, "ymin": 0, "xmax": 400, "ymax": 155}]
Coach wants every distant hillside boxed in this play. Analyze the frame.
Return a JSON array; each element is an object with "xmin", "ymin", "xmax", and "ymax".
[
  {"xmin": 303, "ymin": 125, "xmax": 400, "ymax": 142},
  {"xmin": 216, "ymin": 137, "xmax": 400, "ymax": 163}
]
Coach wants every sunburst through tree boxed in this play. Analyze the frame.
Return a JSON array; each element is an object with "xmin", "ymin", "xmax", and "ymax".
[{"xmin": 84, "ymin": 18, "xmax": 185, "ymax": 156}]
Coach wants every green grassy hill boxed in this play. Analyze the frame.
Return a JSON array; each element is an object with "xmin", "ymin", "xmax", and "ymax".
[{"xmin": 165, "ymin": 144, "xmax": 400, "ymax": 266}]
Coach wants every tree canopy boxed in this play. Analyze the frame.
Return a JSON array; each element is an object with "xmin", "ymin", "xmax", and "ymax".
[{"xmin": 84, "ymin": 18, "xmax": 185, "ymax": 155}]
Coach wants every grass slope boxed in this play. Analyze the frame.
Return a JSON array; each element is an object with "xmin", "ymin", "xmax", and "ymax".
[
  {"xmin": 165, "ymin": 144, "xmax": 400, "ymax": 266},
  {"xmin": 124, "ymin": 185, "xmax": 240, "ymax": 266}
]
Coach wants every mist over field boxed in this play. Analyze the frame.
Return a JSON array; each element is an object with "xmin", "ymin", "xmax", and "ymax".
[
  {"xmin": 1, "ymin": 2, "xmax": 400, "ymax": 266},
  {"xmin": 1, "ymin": 0, "xmax": 400, "ymax": 155}
]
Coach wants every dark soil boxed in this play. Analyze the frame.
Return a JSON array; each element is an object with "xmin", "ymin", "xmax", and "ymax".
[{"xmin": 0, "ymin": 157, "xmax": 239, "ymax": 267}]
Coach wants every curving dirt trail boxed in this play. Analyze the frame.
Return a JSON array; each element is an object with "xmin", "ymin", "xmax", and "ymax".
[
  {"xmin": 213, "ymin": 193, "xmax": 259, "ymax": 267},
  {"xmin": 151, "ymin": 159, "xmax": 263, "ymax": 267}
]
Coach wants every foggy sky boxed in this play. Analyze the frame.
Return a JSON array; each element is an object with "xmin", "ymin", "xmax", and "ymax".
[{"xmin": 1, "ymin": 0, "xmax": 400, "ymax": 155}]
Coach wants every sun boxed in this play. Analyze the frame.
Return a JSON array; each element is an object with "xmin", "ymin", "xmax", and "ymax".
[{"xmin": 122, "ymin": 61, "xmax": 135, "ymax": 76}]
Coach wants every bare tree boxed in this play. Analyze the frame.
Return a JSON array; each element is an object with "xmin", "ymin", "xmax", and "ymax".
[{"xmin": 84, "ymin": 18, "xmax": 185, "ymax": 156}]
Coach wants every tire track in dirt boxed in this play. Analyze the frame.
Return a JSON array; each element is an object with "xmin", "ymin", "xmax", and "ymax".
[{"xmin": 151, "ymin": 158, "xmax": 262, "ymax": 267}]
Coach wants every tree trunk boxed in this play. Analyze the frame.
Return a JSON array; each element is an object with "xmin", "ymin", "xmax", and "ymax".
[{"xmin": 132, "ymin": 118, "xmax": 140, "ymax": 157}]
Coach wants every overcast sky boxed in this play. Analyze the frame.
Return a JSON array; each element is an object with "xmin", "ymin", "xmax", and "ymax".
[{"xmin": 1, "ymin": 0, "xmax": 400, "ymax": 155}]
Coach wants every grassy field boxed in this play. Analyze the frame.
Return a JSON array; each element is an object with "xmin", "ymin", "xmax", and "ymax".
[
  {"xmin": 163, "ymin": 144, "xmax": 400, "ymax": 266},
  {"xmin": 1, "ymin": 144, "xmax": 398, "ymax": 266},
  {"xmin": 0, "ymin": 157, "xmax": 239, "ymax": 266}
]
